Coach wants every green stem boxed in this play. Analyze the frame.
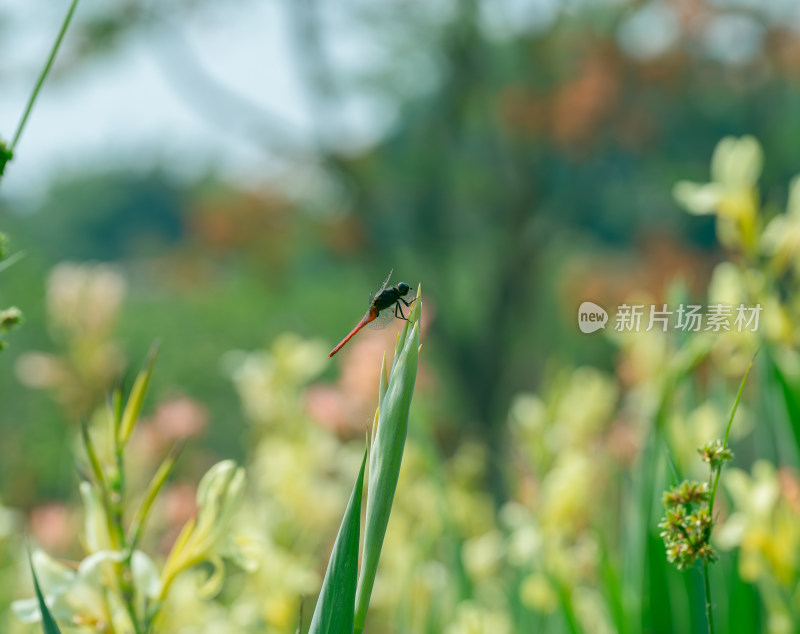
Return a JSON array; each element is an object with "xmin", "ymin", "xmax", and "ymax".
[
  {"xmin": 0, "ymin": 250, "xmax": 25, "ymax": 274},
  {"xmin": 80, "ymin": 420, "xmax": 119, "ymax": 549},
  {"xmin": 702, "ymin": 353, "xmax": 757, "ymax": 634},
  {"xmin": 112, "ymin": 443, "xmax": 127, "ymax": 547},
  {"xmin": 708, "ymin": 353, "xmax": 756, "ymax": 515},
  {"xmin": 9, "ymin": 0, "xmax": 80, "ymax": 152},
  {"xmin": 703, "ymin": 561, "xmax": 715, "ymax": 634},
  {"xmin": 127, "ymin": 443, "xmax": 182, "ymax": 552},
  {"xmin": 111, "ymin": 420, "xmax": 143, "ymax": 634},
  {"xmin": 121, "ymin": 579, "xmax": 142, "ymax": 634}
]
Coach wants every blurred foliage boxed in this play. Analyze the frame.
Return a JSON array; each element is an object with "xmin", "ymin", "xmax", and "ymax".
[
  {"xmin": 3, "ymin": 0, "xmax": 800, "ymax": 632},
  {"xmin": 0, "ymin": 141, "xmax": 12, "ymax": 179},
  {"xmin": 23, "ymin": 173, "xmax": 184, "ymax": 262},
  {"xmin": 0, "ymin": 231, "xmax": 23, "ymax": 351},
  {"xmin": 5, "ymin": 0, "xmax": 800, "ymax": 498}
]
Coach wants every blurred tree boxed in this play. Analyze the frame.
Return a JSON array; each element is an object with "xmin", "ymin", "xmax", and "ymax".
[
  {"xmin": 278, "ymin": 0, "xmax": 800, "ymax": 499},
  {"xmin": 6, "ymin": 0, "xmax": 800, "ymax": 503},
  {"xmin": 5, "ymin": 171, "xmax": 184, "ymax": 262}
]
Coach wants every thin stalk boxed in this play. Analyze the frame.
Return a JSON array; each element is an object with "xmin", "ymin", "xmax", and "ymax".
[
  {"xmin": 109, "ymin": 415, "xmax": 142, "ymax": 634},
  {"xmin": 121, "ymin": 581, "xmax": 142, "ymax": 634},
  {"xmin": 9, "ymin": 0, "xmax": 80, "ymax": 152},
  {"xmin": 80, "ymin": 421, "xmax": 109, "ymax": 497},
  {"xmin": 110, "ymin": 442, "xmax": 127, "ymax": 547},
  {"xmin": 702, "ymin": 351, "xmax": 756, "ymax": 634},
  {"xmin": 0, "ymin": 250, "xmax": 25, "ymax": 274},
  {"xmin": 79, "ymin": 420, "xmax": 119, "ymax": 550},
  {"xmin": 127, "ymin": 443, "xmax": 182, "ymax": 552},
  {"xmin": 703, "ymin": 561, "xmax": 715, "ymax": 634},
  {"xmin": 708, "ymin": 354, "xmax": 756, "ymax": 515}
]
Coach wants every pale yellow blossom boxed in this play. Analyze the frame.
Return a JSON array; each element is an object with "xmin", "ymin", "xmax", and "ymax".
[
  {"xmin": 761, "ymin": 175, "xmax": 800, "ymax": 273},
  {"xmin": 226, "ymin": 333, "xmax": 327, "ymax": 428},
  {"xmin": 519, "ymin": 573, "xmax": 558, "ymax": 613},
  {"xmin": 13, "ymin": 549, "xmax": 157, "ymax": 632},
  {"xmin": 674, "ymin": 135, "xmax": 763, "ymax": 250},
  {"xmin": 159, "ymin": 460, "xmax": 253, "ymax": 601},
  {"xmin": 444, "ymin": 600, "xmax": 512, "ymax": 634},
  {"xmin": 717, "ymin": 461, "xmax": 800, "ymax": 587}
]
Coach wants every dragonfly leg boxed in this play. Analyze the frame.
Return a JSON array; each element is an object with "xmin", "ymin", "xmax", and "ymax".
[
  {"xmin": 399, "ymin": 297, "xmax": 414, "ymax": 307},
  {"xmin": 395, "ymin": 303, "xmax": 409, "ymax": 321}
]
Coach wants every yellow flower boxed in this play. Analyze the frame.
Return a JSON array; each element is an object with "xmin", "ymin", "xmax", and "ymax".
[
  {"xmin": 705, "ymin": 262, "xmax": 763, "ymax": 373},
  {"xmin": 674, "ymin": 135, "xmax": 763, "ymax": 251},
  {"xmin": 761, "ymin": 175, "xmax": 800, "ymax": 273},
  {"xmin": 13, "ymin": 549, "xmax": 158, "ymax": 631},
  {"xmin": 462, "ymin": 530, "xmax": 505, "ymax": 581},
  {"xmin": 553, "ymin": 367, "xmax": 617, "ymax": 443},
  {"xmin": 226, "ymin": 333, "xmax": 327, "ymax": 428},
  {"xmin": 667, "ymin": 403, "xmax": 726, "ymax": 475},
  {"xmin": 80, "ymin": 481, "xmax": 114, "ymax": 553},
  {"xmin": 540, "ymin": 450, "xmax": 598, "ymax": 535},
  {"xmin": 159, "ymin": 460, "xmax": 254, "ymax": 601},
  {"xmin": 519, "ymin": 573, "xmax": 557, "ymax": 613},
  {"xmin": 717, "ymin": 461, "xmax": 800, "ymax": 585},
  {"xmin": 443, "ymin": 601, "xmax": 512, "ymax": 634},
  {"xmin": 47, "ymin": 262, "xmax": 126, "ymax": 342}
]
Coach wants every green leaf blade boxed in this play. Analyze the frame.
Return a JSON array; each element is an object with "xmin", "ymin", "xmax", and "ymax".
[
  {"xmin": 308, "ymin": 446, "xmax": 368, "ymax": 634},
  {"xmin": 354, "ymin": 292, "xmax": 420, "ymax": 633},
  {"xmin": 28, "ymin": 550, "xmax": 62, "ymax": 634},
  {"xmin": 118, "ymin": 343, "xmax": 159, "ymax": 446}
]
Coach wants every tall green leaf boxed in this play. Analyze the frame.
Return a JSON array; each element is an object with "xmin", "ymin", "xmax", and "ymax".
[
  {"xmin": 308, "ymin": 446, "xmax": 368, "ymax": 634},
  {"xmin": 28, "ymin": 550, "xmax": 62, "ymax": 634},
  {"xmin": 353, "ymin": 287, "xmax": 421, "ymax": 634}
]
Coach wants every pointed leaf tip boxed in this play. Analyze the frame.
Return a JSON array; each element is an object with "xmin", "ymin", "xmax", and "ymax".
[
  {"xmin": 118, "ymin": 344, "xmax": 160, "ymax": 446},
  {"xmin": 28, "ymin": 548, "xmax": 62, "ymax": 634}
]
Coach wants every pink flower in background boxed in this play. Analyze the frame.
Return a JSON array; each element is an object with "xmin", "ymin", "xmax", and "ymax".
[
  {"xmin": 151, "ymin": 396, "xmax": 209, "ymax": 441},
  {"xmin": 307, "ymin": 298, "xmax": 433, "ymax": 434},
  {"xmin": 133, "ymin": 395, "xmax": 210, "ymax": 457},
  {"xmin": 29, "ymin": 503, "xmax": 77, "ymax": 553},
  {"xmin": 158, "ymin": 483, "xmax": 199, "ymax": 556}
]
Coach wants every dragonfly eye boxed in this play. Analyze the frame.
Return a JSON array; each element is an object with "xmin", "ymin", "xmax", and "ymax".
[{"xmin": 397, "ymin": 282, "xmax": 410, "ymax": 295}]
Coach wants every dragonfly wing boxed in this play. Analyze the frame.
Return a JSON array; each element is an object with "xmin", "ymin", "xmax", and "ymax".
[
  {"xmin": 367, "ymin": 307, "xmax": 396, "ymax": 330},
  {"xmin": 369, "ymin": 268, "xmax": 393, "ymax": 304}
]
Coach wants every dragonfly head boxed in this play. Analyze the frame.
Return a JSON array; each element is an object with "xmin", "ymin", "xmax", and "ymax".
[{"xmin": 397, "ymin": 282, "xmax": 410, "ymax": 296}]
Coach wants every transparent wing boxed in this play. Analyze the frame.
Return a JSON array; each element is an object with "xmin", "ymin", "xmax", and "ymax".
[
  {"xmin": 367, "ymin": 288, "xmax": 416, "ymax": 331},
  {"xmin": 369, "ymin": 269, "xmax": 393, "ymax": 304},
  {"xmin": 368, "ymin": 307, "xmax": 396, "ymax": 330}
]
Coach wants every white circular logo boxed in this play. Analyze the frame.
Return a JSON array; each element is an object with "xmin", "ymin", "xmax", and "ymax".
[{"xmin": 578, "ymin": 301, "xmax": 608, "ymax": 333}]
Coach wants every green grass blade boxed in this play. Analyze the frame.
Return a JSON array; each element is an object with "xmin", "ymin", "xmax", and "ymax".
[
  {"xmin": 128, "ymin": 442, "xmax": 182, "ymax": 552},
  {"xmin": 374, "ymin": 353, "xmax": 388, "ymax": 443},
  {"xmin": 0, "ymin": 249, "xmax": 25, "ymax": 274},
  {"xmin": 308, "ymin": 446, "xmax": 368, "ymax": 634},
  {"xmin": 118, "ymin": 343, "xmax": 159, "ymax": 446},
  {"xmin": 353, "ymin": 292, "xmax": 421, "ymax": 634},
  {"xmin": 28, "ymin": 549, "xmax": 62, "ymax": 634},
  {"xmin": 708, "ymin": 353, "xmax": 756, "ymax": 515},
  {"xmin": 80, "ymin": 419, "xmax": 108, "ymax": 492},
  {"xmin": 9, "ymin": 0, "xmax": 80, "ymax": 153},
  {"xmin": 379, "ymin": 351, "xmax": 389, "ymax": 405}
]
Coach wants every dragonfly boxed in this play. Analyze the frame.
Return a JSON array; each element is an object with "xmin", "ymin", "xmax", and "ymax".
[{"xmin": 328, "ymin": 269, "xmax": 415, "ymax": 358}]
